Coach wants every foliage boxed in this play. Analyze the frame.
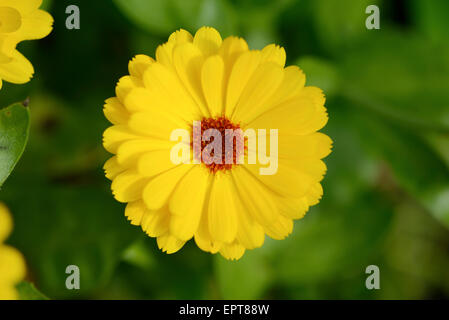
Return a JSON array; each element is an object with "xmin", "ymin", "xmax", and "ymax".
[{"xmin": 1, "ymin": 0, "xmax": 448, "ymax": 299}]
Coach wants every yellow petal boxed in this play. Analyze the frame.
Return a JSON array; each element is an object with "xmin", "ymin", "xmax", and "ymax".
[
  {"xmin": 103, "ymin": 97, "xmax": 129, "ymax": 125},
  {"xmin": 156, "ymin": 234, "xmax": 185, "ymax": 254},
  {"xmin": 245, "ymin": 158, "xmax": 317, "ymax": 198},
  {"xmin": 103, "ymin": 156, "xmax": 125, "ymax": 180},
  {"xmin": 261, "ymin": 44, "xmax": 286, "ymax": 67},
  {"xmin": 278, "ymin": 132, "xmax": 333, "ymax": 160},
  {"xmin": 0, "ymin": 284, "xmax": 19, "ymax": 300},
  {"xmin": 232, "ymin": 62, "xmax": 284, "ymax": 123},
  {"xmin": 233, "ymin": 192, "xmax": 265, "ymax": 250},
  {"xmin": 194, "ymin": 204, "xmax": 223, "ymax": 254},
  {"xmin": 137, "ymin": 149, "xmax": 180, "ymax": 177},
  {"xmin": 261, "ymin": 65, "xmax": 306, "ymax": 115},
  {"xmin": 116, "ymin": 139, "xmax": 175, "ymax": 168},
  {"xmin": 14, "ymin": 9, "xmax": 53, "ymax": 40},
  {"xmin": 0, "ymin": 7, "xmax": 22, "ymax": 33},
  {"xmin": 156, "ymin": 29, "xmax": 193, "ymax": 67},
  {"xmin": 231, "ymin": 167, "xmax": 278, "ymax": 226},
  {"xmin": 103, "ymin": 125, "xmax": 141, "ymax": 154},
  {"xmin": 0, "ymin": 50, "xmax": 33, "ymax": 83},
  {"xmin": 201, "ymin": 55, "xmax": 225, "ymax": 117},
  {"xmin": 225, "ymin": 50, "xmax": 261, "ymax": 118},
  {"xmin": 173, "ymin": 42, "xmax": 208, "ymax": 116},
  {"xmin": 5, "ymin": 0, "xmax": 42, "ymax": 14},
  {"xmin": 111, "ymin": 170, "xmax": 147, "ymax": 203},
  {"xmin": 142, "ymin": 209, "xmax": 170, "ymax": 237},
  {"xmin": 125, "ymin": 200, "xmax": 146, "ymax": 226},
  {"xmin": 219, "ymin": 241, "xmax": 245, "ymax": 261},
  {"xmin": 122, "ymin": 87, "xmax": 154, "ymax": 113},
  {"xmin": 279, "ymin": 196, "xmax": 310, "ymax": 220},
  {"xmin": 193, "ymin": 26, "xmax": 222, "ymax": 56},
  {"xmin": 246, "ymin": 90, "xmax": 324, "ymax": 136},
  {"xmin": 306, "ymin": 183, "xmax": 323, "ymax": 206},
  {"xmin": 128, "ymin": 110, "xmax": 186, "ymax": 140},
  {"xmin": 128, "ymin": 55, "xmax": 154, "ymax": 79},
  {"xmin": 0, "ymin": 245, "xmax": 26, "ymax": 284},
  {"xmin": 169, "ymin": 166, "xmax": 211, "ymax": 241},
  {"xmin": 143, "ymin": 62, "xmax": 201, "ymax": 121},
  {"xmin": 208, "ymin": 173, "xmax": 238, "ymax": 243},
  {"xmin": 0, "ymin": 203, "xmax": 12, "ymax": 242},
  {"xmin": 219, "ymin": 36, "xmax": 249, "ymax": 68},
  {"xmin": 264, "ymin": 214, "xmax": 293, "ymax": 240},
  {"xmin": 142, "ymin": 165, "xmax": 192, "ymax": 210},
  {"xmin": 115, "ymin": 75, "xmax": 141, "ymax": 104}
]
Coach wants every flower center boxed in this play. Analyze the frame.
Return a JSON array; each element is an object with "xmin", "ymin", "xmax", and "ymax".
[{"xmin": 191, "ymin": 116, "xmax": 246, "ymax": 173}]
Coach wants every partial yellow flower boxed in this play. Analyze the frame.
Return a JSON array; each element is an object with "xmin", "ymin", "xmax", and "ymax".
[
  {"xmin": 0, "ymin": 0, "xmax": 53, "ymax": 89},
  {"xmin": 103, "ymin": 27, "xmax": 332, "ymax": 260},
  {"xmin": 0, "ymin": 203, "xmax": 26, "ymax": 300}
]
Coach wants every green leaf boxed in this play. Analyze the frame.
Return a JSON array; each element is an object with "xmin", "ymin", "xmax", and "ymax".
[
  {"xmin": 17, "ymin": 281, "xmax": 49, "ymax": 300},
  {"xmin": 6, "ymin": 185, "xmax": 140, "ymax": 299},
  {"xmin": 215, "ymin": 249, "xmax": 271, "ymax": 299},
  {"xmin": 340, "ymin": 31, "xmax": 449, "ymax": 131},
  {"xmin": 0, "ymin": 103, "xmax": 30, "ymax": 188},
  {"xmin": 113, "ymin": 0, "xmax": 176, "ymax": 35},
  {"xmin": 411, "ymin": 0, "xmax": 449, "ymax": 43},
  {"xmin": 340, "ymin": 100, "xmax": 449, "ymax": 229},
  {"xmin": 113, "ymin": 0, "xmax": 237, "ymax": 36},
  {"xmin": 312, "ymin": 0, "xmax": 380, "ymax": 53},
  {"xmin": 296, "ymin": 56, "xmax": 339, "ymax": 96}
]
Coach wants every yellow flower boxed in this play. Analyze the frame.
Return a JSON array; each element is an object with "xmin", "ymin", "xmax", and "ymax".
[
  {"xmin": 0, "ymin": 0, "xmax": 53, "ymax": 89},
  {"xmin": 103, "ymin": 27, "xmax": 332, "ymax": 260},
  {"xmin": 0, "ymin": 203, "xmax": 26, "ymax": 300}
]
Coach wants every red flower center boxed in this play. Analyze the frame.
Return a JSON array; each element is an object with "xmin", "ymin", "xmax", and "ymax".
[{"xmin": 192, "ymin": 116, "xmax": 246, "ymax": 173}]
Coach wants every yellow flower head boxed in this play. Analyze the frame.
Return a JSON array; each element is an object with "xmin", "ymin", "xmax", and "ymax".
[
  {"xmin": 103, "ymin": 27, "xmax": 332, "ymax": 260},
  {"xmin": 0, "ymin": 203, "xmax": 26, "ymax": 300},
  {"xmin": 0, "ymin": 0, "xmax": 53, "ymax": 89}
]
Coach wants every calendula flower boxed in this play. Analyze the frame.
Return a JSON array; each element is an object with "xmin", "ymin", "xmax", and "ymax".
[
  {"xmin": 0, "ymin": 203, "xmax": 26, "ymax": 300},
  {"xmin": 0, "ymin": 0, "xmax": 53, "ymax": 89},
  {"xmin": 103, "ymin": 27, "xmax": 332, "ymax": 260}
]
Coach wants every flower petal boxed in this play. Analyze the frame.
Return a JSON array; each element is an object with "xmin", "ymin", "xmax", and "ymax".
[
  {"xmin": 193, "ymin": 26, "xmax": 222, "ymax": 56},
  {"xmin": 128, "ymin": 54, "xmax": 154, "ymax": 79},
  {"xmin": 202, "ymin": 55, "xmax": 225, "ymax": 117},
  {"xmin": 142, "ymin": 165, "xmax": 192, "ymax": 210},
  {"xmin": 231, "ymin": 167, "xmax": 278, "ymax": 227},
  {"xmin": 261, "ymin": 44, "xmax": 286, "ymax": 67},
  {"xmin": 0, "ymin": 50, "xmax": 33, "ymax": 83},
  {"xmin": 125, "ymin": 200, "xmax": 146, "ymax": 226},
  {"xmin": 137, "ymin": 149, "xmax": 180, "ymax": 177},
  {"xmin": 142, "ymin": 209, "xmax": 170, "ymax": 237},
  {"xmin": 103, "ymin": 156, "xmax": 125, "ymax": 180},
  {"xmin": 173, "ymin": 42, "xmax": 209, "ymax": 116},
  {"xmin": 225, "ymin": 51, "xmax": 261, "ymax": 118},
  {"xmin": 219, "ymin": 241, "xmax": 245, "ymax": 261},
  {"xmin": 103, "ymin": 97, "xmax": 129, "ymax": 125},
  {"xmin": 208, "ymin": 173, "xmax": 238, "ymax": 243},
  {"xmin": 232, "ymin": 62, "xmax": 284, "ymax": 124},
  {"xmin": 0, "ymin": 203, "xmax": 12, "ymax": 242},
  {"xmin": 156, "ymin": 234, "xmax": 186, "ymax": 254},
  {"xmin": 111, "ymin": 170, "xmax": 148, "ymax": 203},
  {"xmin": 169, "ymin": 166, "xmax": 211, "ymax": 241}
]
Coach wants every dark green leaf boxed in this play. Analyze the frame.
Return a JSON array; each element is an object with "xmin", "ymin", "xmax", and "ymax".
[
  {"xmin": 411, "ymin": 0, "xmax": 449, "ymax": 42},
  {"xmin": 0, "ymin": 103, "xmax": 30, "ymax": 188},
  {"xmin": 17, "ymin": 281, "xmax": 49, "ymax": 300}
]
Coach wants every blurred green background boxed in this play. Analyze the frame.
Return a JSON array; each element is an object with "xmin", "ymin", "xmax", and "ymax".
[{"xmin": 1, "ymin": 0, "xmax": 449, "ymax": 299}]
